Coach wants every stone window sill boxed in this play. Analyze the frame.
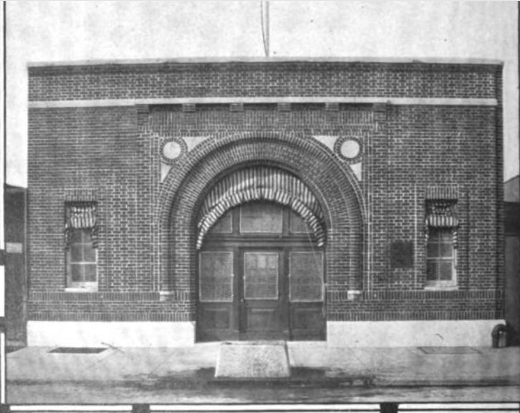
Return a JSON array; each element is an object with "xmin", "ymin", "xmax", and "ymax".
[
  {"xmin": 65, "ymin": 286, "xmax": 98, "ymax": 293},
  {"xmin": 424, "ymin": 285, "xmax": 458, "ymax": 291}
]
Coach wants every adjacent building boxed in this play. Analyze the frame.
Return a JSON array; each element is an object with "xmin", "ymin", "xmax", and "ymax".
[{"xmin": 505, "ymin": 175, "xmax": 520, "ymax": 345}]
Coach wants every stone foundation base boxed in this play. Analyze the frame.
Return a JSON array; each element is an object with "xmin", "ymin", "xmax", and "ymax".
[
  {"xmin": 27, "ymin": 321, "xmax": 195, "ymax": 347},
  {"xmin": 327, "ymin": 320, "xmax": 504, "ymax": 347},
  {"xmin": 27, "ymin": 319, "xmax": 504, "ymax": 348}
]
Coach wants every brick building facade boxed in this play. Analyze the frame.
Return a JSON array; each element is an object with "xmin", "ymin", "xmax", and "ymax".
[{"xmin": 26, "ymin": 58, "xmax": 504, "ymax": 347}]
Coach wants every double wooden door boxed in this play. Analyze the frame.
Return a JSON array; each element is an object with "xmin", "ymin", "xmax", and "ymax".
[{"xmin": 197, "ymin": 246, "xmax": 325, "ymax": 342}]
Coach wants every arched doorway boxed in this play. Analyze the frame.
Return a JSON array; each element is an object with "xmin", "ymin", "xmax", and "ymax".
[
  {"xmin": 158, "ymin": 131, "xmax": 365, "ymax": 344},
  {"xmin": 195, "ymin": 167, "xmax": 327, "ymax": 341}
]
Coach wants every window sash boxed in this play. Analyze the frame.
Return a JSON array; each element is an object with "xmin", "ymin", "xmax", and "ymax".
[
  {"xmin": 426, "ymin": 228, "xmax": 456, "ymax": 286},
  {"xmin": 66, "ymin": 228, "xmax": 98, "ymax": 288}
]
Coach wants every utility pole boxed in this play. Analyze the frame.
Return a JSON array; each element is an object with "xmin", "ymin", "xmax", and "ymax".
[{"xmin": 261, "ymin": 1, "xmax": 270, "ymax": 57}]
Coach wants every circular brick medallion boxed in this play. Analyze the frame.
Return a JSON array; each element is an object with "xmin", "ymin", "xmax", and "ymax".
[
  {"xmin": 160, "ymin": 137, "xmax": 187, "ymax": 164},
  {"xmin": 335, "ymin": 136, "xmax": 362, "ymax": 163}
]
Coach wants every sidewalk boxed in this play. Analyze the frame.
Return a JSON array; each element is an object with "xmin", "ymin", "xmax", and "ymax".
[{"xmin": 7, "ymin": 343, "xmax": 520, "ymax": 388}]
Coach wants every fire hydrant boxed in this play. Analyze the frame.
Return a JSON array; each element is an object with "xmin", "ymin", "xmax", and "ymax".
[{"xmin": 491, "ymin": 324, "xmax": 508, "ymax": 348}]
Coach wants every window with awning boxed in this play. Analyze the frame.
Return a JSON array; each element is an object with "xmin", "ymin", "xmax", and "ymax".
[
  {"xmin": 425, "ymin": 200, "xmax": 458, "ymax": 288},
  {"xmin": 65, "ymin": 202, "xmax": 98, "ymax": 249},
  {"xmin": 196, "ymin": 167, "xmax": 326, "ymax": 249},
  {"xmin": 64, "ymin": 202, "xmax": 98, "ymax": 290},
  {"xmin": 425, "ymin": 200, "xmax": 459, "ymax": 247}
]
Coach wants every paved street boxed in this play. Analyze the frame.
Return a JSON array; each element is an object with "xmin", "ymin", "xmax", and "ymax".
[{"xmin": 6, "ymin": 382, "xmax": 520, "ymax": 404}]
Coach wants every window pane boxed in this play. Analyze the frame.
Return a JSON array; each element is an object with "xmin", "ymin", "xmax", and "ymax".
[
  {"xmin": 240, "ymin": 202, "xmax": 283, "ymax": 233},
  {"xmin": 83, "ymin": 245, "xmax": 96, "ymax": 262},
  {"xmin": 84, "ymin": 264, "xmax": 97, "ymax": 282},
  {"xmin": 71, "ymin": 264, "xmax": 83, "ymax": 282},
  {"xmin": 69, "ymin": 229, "xmax": 83, "ymax": 243},
  {"xmin": 440, "ymin": 242, "xmax": 453, "ymax": 258},
  {"xmin": 426, "ymin": 261, "xmax": 438, "ymax": 281},
  {"xmin": 209, "ymin": 211, "xmax": 233, "ymax": 234},
  {"xmin": 439, "ymin": 261, "xmax": 453, "ymax": 280},
  {"xmin": 439, "ymin": 229, "xmax": 453, "ymax": 242},
  {"xmin": 70, "ymin": 244, "xmax": 83, "ymax": 262},
  {"xmin": 427, "ymin": 242, "xmax": 439, "ymax": 258},
  {"xmin": 429, "ymin": 229, "xmax": 441, "ymax": 241},
  {"xmin": 290, "ymin": 210, "xmax": 310, "ymax": 233}
]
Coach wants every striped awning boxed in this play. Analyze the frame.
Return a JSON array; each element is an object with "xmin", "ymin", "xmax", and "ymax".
[
  {"xmin": 196, "ymin": 167, "xmax": 326, "ymax": 249},
  {"xmin": 425, "ymin": 200, "xmax": 459, "ymax": 247},
  {"xmin": 67, "ymin": 203, "xmax": 97, "ymax": 229},
  {"xmin": 425, "ymin": 215, "xmax": 459, "ymax": 228},
  {"xmin": 65, "ymin": 202, "xmax": 98, "ymax": 249}
]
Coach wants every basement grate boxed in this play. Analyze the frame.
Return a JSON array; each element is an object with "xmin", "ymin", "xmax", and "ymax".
[
  {"xmin": 49, "ymin": 347, "xmax": 107, "ymax": 354},
  {"xmin": 418, "ymin": 346, "xmax": 481, "ymax": 355}
]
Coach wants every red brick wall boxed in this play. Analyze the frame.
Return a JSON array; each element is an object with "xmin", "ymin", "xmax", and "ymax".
[{"xmin": 26, "ymin": 61, "xmax": 504, "ymax": 323}]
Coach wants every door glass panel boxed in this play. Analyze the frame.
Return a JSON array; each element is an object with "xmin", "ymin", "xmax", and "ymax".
[
  {"xmin": 240, "ymin": 202, "xmax": 283, "ymax": 233},
  {"xmin": 199, "ymin": 252, "xmax": 234, "ymax": 302},
  {"xmin": 244, "ymin": 252, "xmax": 279, "ymax": 299},
  {"xmin": 289, "ymin": 252, "xmax": 323, "ymax": 302}
]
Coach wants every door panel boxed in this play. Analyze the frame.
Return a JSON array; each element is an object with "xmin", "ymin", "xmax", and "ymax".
[
  {"xmin": 240, "ymin": 250, "xmax": 288, "ymax": 340},
  {"xmin": 289, "ymin": 251, "xmax": 325, "ymax": 340},
  {"xmin": 197, "ymin": 251, "xmax": 238, "ymax": 341},
  {"xmin": 198, "ymin": 305, "xmax": 234, "ymax": 332},
  {"xmin": 289, "ymin": 251, "xmax": 324, "ymax": 302},
  {"xmin": 290, "ymin": 303, "xmax": 325, "ymax": 340}
]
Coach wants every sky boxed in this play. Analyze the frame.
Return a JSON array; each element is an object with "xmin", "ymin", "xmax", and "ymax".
[{"xmin": 4, "ymin": 1, "xmax": 519, "ymax": 186}]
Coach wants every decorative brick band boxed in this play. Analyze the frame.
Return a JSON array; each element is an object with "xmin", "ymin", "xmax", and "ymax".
[
  {"xmin": 327, "ymin": 289, "xmax": 503, "ymax": 302},
  {"xmin": 30, "ymin": 292, "xmax": 161, "ymax": 302},
  {"xmin": 29, "ymin": 310, "xmax": 501, "ymax": 322},
  {"xmin": 329, "ymin": 311, "xmax": 501, "ymax": 321},
  {"xmin": 29, "ymin": 312, "xmax": 191, "ymax": 322}
]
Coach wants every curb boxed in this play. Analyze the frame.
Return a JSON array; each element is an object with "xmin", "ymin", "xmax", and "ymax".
[{"xmin": 8, "ymin": 377, "xmax": 520, "ymax": 389}]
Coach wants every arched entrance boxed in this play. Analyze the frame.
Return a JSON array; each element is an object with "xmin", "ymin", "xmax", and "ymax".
[
  {"xmin": 195, "ymin": 167, "xmax": 327, "ymax": 341},
  {"xmin": 158, "ymin": 131, "xmax": 365, "ymax": 344}
]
